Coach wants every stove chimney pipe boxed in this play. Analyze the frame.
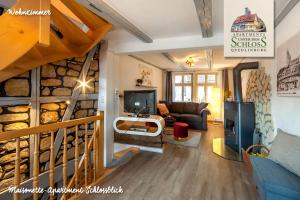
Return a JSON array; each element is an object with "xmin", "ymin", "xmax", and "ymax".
[{"xmin": 233, "ymin": 62, "xmax": 259, "ymax": 102}]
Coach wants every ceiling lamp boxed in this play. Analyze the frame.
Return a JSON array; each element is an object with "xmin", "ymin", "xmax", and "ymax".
[{"xmin": 186, "ymin": 57, "xmax": 194, "ymax": 67}]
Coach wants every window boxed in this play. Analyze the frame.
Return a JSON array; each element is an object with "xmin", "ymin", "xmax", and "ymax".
[
  {"xmin": 196, "ymin": 74, "xmax": 217, "ymax": 102},
  {"xmin": 174, "ymin": 74, "xmax": 192, "ymax": 102},
  {"xmin": 173, "ymin": 73, "xmax": 217, "ymax": 102}
]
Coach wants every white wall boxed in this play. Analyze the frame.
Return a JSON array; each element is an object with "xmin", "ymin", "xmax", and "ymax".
[
  {"xmin": 99, "ymin": 52, "xmax": 163, "ymax": 159},
  {"xmin": 118, "ymin": 55, "xmax": 163, "ymax": 115},
  {"xmin": 99, "ymin": 42, "xmax": 120, "ymax": 166},
  {"xmin": 253, "ymin": 3, "xmax": 300, "ymax": 137}
]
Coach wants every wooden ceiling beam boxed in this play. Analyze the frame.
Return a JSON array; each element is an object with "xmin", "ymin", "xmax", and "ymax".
[
  {"xmin": 206, "ymin": 49, "xmax": 213, "ymax": 70},
  {"xmin": 275, "ymin": 0, "xmax": 299, "ymax": 27},
  {"xmin": 162, "ymin": 53, "xmax": 177, "ymax": 64},
  {"xmin": 86, "ymin": 0, "xmax": 153, "ymax": 43},
  {"xmin": 194, "ymin": 0, "xmax": 213, "ymax": 38}
]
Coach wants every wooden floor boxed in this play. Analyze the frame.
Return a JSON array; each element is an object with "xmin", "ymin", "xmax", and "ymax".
[{"xmin": 79, "ymin": 123, "xmax": 258, "ymax": 200}]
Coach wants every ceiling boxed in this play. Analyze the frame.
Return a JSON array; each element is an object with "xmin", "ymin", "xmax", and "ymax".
[
  {"xmin": 101, "ymin": 0, "xmax": 289, "ymax": 44},
  {"xmin": 131, "ymin": 48, "xmax": 243, "ymax": 70},
  {"xmin": 102, "ymin": 0, "xmax": 203, "ymax": 39},
  {"xmin": 97, "ymin": 0, "xmax": 292, "ymax": 70},
  {"xmin": 102, "ymin": 0, "xmax": 223, "ymax": 44}
]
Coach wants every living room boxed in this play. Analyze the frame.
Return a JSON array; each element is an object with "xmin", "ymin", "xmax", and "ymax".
[
  {"xmin": 0, "ymin": 0, "xmax": 300, "ymax": 200},
  {"xmin": 96, "ymin": 0, "xmax": 300, "ymax": 199}
]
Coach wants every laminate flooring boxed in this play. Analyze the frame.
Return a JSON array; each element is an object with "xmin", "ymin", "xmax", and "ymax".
[{"xmin": 79, "ymin": 123, "xmax": 258, "ymax": 200}]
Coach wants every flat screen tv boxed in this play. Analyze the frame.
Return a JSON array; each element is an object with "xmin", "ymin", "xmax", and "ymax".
[{"xmin": 124, "ymin": 90, "xmax": 157, "ymax": 115}]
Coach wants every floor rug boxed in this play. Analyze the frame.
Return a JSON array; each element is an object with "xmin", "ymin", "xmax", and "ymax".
[{"xmin": 163, "ymin": 128, "xmax": 201, "ymax": 148}]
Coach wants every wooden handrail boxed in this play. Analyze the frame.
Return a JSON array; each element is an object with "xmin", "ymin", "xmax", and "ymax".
[
  {"xmin": 0, "ymin": 114, "xmax": 103, "ymax": 141},
  {"xmin": 0, "ymin": 112, "xmax": 105, "ymax": 200}
]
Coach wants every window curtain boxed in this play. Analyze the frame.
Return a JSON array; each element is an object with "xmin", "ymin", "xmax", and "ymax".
[
  {"xmin": 165, "ymin": 71, "xmax": 173, "ymax": 102},
  {"xmin": 222, "ymin": 69, "xmax": 229, "ymax": 101}
]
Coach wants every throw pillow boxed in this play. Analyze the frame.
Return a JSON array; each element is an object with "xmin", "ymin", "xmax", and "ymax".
[
  {"xmin": 268, "ymin": 129, "xmax": 300, "ymax": 177},
  {"xmin": 157, "ymin": 103, "xmax": 169, "ymax": 116}
]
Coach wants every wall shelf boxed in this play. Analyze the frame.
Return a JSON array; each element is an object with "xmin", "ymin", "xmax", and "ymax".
[{"xmin": 135, "ymin": 84, "xmax": 157, "ymax": 89}]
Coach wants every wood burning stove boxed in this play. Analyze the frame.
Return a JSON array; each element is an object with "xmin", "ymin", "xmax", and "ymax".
[
  {"xmin": 224, "ymin": 101, "xmax": 255, "ymax": 153},
  {"xmin": 225, "ymin": 62, "xmax": 258, "ymax": 153},
  {"xmin": 213, "ymin": 62, "xmax": 258, "ymax": 161}
]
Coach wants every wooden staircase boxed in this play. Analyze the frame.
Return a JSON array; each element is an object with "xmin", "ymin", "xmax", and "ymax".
[
  {"xmin": 0, "ymin": 0, "xmax": 112, "ymax": 83},
  {"xmin": 0, "ymin": 113, "xmax": 105, "ymax": 200}
]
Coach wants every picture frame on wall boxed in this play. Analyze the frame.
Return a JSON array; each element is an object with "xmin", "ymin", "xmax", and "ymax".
[
  {"xmin": 276, "ymin": 31, "xmax": 300, "ymax": 97},
  {"xmin": 139, "ymin": 64, "xmax": 153, "ymax": 87}
]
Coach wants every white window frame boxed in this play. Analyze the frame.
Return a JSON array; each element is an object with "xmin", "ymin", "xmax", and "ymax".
[
  {"xmin": 173, "ymin": 73, "xmax": 193, "ymax": 102},
  {"xmin": 196, "ymin": 73, "xmax": 217, "ymax": 102}
]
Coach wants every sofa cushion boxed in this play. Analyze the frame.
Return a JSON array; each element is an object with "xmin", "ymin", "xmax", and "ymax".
[
  {"xmin": 171, "ymin": 102, "xmax": 185, "ymax": 114},
  {"xmin": 170, "ymin": 113, "xmax": 181, "ymax": 119},
  {"xmin": 179, "ymin": 114, "xmax": 200, "ymax": 122},
  {"xmin": 250, "ymin": 156, "xmax": 300, "ymax": 199},
  {"xmin": 269, "ymin": 129, "xmax": 300, "ymax": 177},
  {"xmin": 183, "ymin": 102, "xmax": 199, "ymax": 115},
  {"xmin": 157, "ymin": 103, "xmax": 169, "ymax": 116}
]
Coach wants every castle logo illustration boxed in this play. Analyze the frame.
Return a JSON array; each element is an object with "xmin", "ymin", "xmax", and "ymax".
[
  {"xmin": 231, "ymin": 8, "xmax": 266, "ymax": 32},
  {"xmin": 224, "ymin": 0, "xmax": 274, "ymax": 57}
]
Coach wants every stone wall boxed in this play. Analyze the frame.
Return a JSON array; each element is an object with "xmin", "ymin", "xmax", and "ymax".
[
  {"xmin": 41, "ymin": 58, "xmax": 84, "ymax": 96},
  {"xmin": 37, "ymin": 46, "xmax": 100, "ymax": 171},
  {"xmin": 40, "ymin": 48, "xmax": 99, "ymax": 96},
  {"xmin": 0, "ymin": 44, "xmax": 100, "ymax": 191},
  {"xmin": 245, "ymin": 68, "xmax": 274, "ymax": 145},
  {"xmin": 0, "ymin": 105, "xmax": 30, "ymax": 190},
  {"xmin": 0, "ymin": 72, "xmax": 31, "ymax": 97}
]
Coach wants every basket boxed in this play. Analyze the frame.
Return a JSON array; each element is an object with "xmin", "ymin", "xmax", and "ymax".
[{"xmin": 242, "ymin": 144, "xmax": 270, "ymax": 174}]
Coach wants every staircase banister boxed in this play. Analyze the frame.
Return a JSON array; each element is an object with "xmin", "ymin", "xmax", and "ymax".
[{"xmin": 0, "ymin": 113, "xmax": 103, "ymax": 141}]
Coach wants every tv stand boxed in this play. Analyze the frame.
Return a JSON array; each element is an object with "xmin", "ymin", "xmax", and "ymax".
[
  {"xmin": 113, "ymin": 115, "xmax": 165, "ymax": 153},
  {"xmin": 113, "ymin": 115, "xmax": 165, "ymax": 137}
]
